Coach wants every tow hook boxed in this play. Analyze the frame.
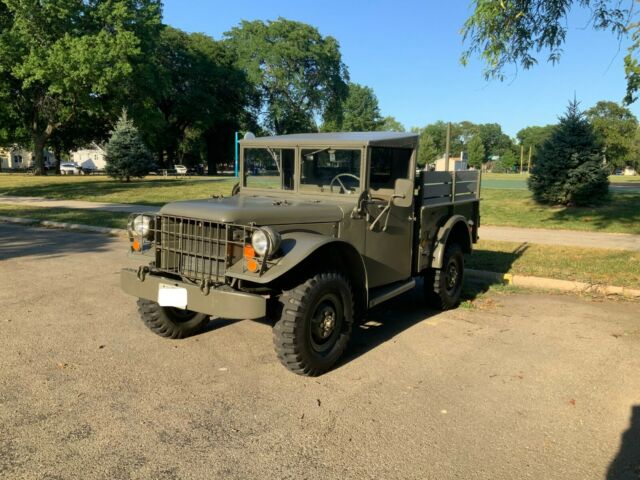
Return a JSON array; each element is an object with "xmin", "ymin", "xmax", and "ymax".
[
  {"xmin": 200, "ymin": 280, "xmax": 212, "ymax": 296},
  {"xmin": 137, "ymin": 266, "xmax": 149, "ymax": 281}
]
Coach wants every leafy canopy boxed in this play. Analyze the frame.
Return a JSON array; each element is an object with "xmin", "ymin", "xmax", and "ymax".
[
  {"xmin": 341, "ymin": 83, "xmax": 382, "ymax": 132},
  {"xmin": 461, "ymin": 1, "xmax": 637, "ymax": 102},
  {"xmin": 0, "ymin": 0, "xmax": 162, "ymax": 173},
  {"xmin": 586, "ymin": 100, "xmax": 639, "ymax": 169},
  {"xmin": 225, "ymin": 18, "xmax": 349, "ymax": 134},
  {"xmin": 467, "ymin": 135, "xmax": 486, "ymax": 168}
]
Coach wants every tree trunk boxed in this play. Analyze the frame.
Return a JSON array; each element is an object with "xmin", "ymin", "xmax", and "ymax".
[
  {"xmin": 33, "ymin": 133, "xmax": 47, "ymax": 176},
  {"xmin": 53, "ymin": 145, "xmax": 62, "ymax": 175}
]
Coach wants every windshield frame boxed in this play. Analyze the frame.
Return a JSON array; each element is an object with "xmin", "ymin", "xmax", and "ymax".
[{"xmin": 240, "ymin": 145, "xmax": 366, "ymax": 197}]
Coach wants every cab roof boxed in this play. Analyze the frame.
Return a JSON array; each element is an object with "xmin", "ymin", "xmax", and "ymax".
[{"xmin": 239, "ymin": 132, "xmax": 418, "ymax": 149}]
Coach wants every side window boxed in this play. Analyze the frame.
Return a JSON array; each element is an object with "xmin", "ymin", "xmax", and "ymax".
[{"xmin": 369, "ymin": 147, "xmax": 412, "ymax": 190}]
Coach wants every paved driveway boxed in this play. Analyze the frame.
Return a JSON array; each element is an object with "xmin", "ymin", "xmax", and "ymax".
[{"xmin": 0, "ymin": 224, "xmax": 638, "ymax": 479}]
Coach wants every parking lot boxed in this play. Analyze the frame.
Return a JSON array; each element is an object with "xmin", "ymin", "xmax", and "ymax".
[{"xmin": 0, "ymin": 223, "xmax": 638, "ymax": 479}]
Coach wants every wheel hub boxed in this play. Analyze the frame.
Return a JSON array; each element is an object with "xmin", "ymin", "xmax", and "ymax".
[
  {"xmin": 447, "ymin": 263, "xmax": 458, "ymax": 289},
  {"xmin": 316, "ymin": 306, "xmax": 336, "ymax": 339}
]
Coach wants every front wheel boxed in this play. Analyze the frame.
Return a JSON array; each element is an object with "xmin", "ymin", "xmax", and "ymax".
[
  {"xmin": 136, "ymin": 299, "xmax": 209, "ymax": 339},
  {"xmin": 424, "ymin": 243, "xmax": 464, "ymax": 310},
  {"xmin": 272, "ymin": 272, "xmax": 354, "ymax": 376}
]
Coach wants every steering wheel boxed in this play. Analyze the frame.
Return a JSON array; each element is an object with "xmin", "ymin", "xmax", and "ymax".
[{"xmin": 329, "ymin": 173, "xmax": 360, "ymax": 193}]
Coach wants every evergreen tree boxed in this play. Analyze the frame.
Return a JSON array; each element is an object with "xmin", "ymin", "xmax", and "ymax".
[
  {"xmin": 105, "ymin": 111, "xmax": 155, "ymax": 182},
  {"xmin": 528, "ymin": 100, "xmax": 609, "ymax": 206}
]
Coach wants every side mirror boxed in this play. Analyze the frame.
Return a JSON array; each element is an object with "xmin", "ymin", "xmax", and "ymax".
[{"xmin": 392, "ymin": 178, "xmax": 414, "ymax": 208}]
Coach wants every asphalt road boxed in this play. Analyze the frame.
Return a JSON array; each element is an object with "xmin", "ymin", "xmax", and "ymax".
[{"xmin": 0, "ymin": 224, "xmax": 639, "ymax": 480}]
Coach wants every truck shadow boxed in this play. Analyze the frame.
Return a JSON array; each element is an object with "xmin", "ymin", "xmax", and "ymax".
[
  {"xmin": 466, "ymin": 242, "xmax": 529, "ymax": 274},
  {"xmin": 338, "ymin": 277, "xmax": 487, "ymax": 368},
  {"xmin": 607, "ymin": 405, "xmax": 640, "ymax": 480},
  {"xmin": 337, "ymin": 245, "xmax": 529, "ymax": 368}
]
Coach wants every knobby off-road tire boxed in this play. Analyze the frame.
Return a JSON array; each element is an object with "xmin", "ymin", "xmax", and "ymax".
[
  {"xmin": 136, "ymin": 299, "xmax": 209, "ymax": 339},
  {"xmin": 272, "ymin": 272, "xmax": 354, "ymax": 376},
  {"xmin": 424, "ymin": 243, "xmax": 464, "ymax": 310}
]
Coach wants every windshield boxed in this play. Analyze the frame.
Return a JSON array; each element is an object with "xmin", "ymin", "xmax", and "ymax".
[
  {"xmin": 244, "ymin": 147, "xmax": 295, "ymax": 190},
  {"xmin": 300, "ymin": 148, "xmax": 361, "ymax": 194}
]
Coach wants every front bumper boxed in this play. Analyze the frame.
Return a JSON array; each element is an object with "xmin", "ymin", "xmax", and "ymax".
[{"xmin": 120, "ymin": 268, "xmax": 266, "ymax": 320}]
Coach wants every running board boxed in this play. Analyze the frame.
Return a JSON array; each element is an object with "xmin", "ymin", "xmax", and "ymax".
[{"xmin": 368, "ymin": 279, "xmax": 416, "ymax": 309}]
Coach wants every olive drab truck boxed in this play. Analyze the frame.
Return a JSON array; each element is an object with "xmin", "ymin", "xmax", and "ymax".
[{"xmin": 121, "ymin": 132, "xmax": 481, "ymax": 376}]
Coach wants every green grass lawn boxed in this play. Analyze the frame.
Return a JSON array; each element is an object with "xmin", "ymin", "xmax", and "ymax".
[
  {"xmin": 0, "ymin": 174, "xmax": 237, "ymax": 205},
  {"xmin": 480, "ymin": 189, "xmax": 640, "ymax": 234},
  {"xmin": 480, "ymin": 173, "xmax": 640, "ymax": 189},
  {"xmin": 0, "ymin": 204, "xmax": 129, "ymax": 229},
  {"xmin": 1, "ymin": 173, "xmax": 639, "ymax": 234},
  {"xmin": 468, "ymin": 239, "xmax": 640, "ymax": 288}
]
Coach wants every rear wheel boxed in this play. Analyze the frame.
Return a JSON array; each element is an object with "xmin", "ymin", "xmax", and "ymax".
[
  {"xmin": 424, "ymin": 243, "xmax": 464, "ymax": 310},
  {"xmin": 136, "ymin": 299, "xmax": 209, "ymax": 339},
  {"xmin": 272, "ymin": 272, "xmax": 354, "ymax": 376}
]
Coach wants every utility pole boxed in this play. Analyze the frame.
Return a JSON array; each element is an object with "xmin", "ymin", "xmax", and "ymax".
[
  {"xmin": 527, "ymin": 146, "xmax": 532, "ymax": 173},
  {"xmin": 234, "ymin": 131, "xmax": 239, "ymax": 177},
  {"xmin": 520, "ymin": 145, "xmax": 524, "ymax": 174},
  {"xmin": 444, "ymin": 122, "xmax": 451, "ymax": 172}
]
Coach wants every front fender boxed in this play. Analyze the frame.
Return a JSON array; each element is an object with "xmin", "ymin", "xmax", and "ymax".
[
  {"xmin": 431, "ymin": 215, "xmax": 472, "ymax": 269},
  {"xmin": 225, "ymin": 232, "xmax": 361, "ymax": 285}
]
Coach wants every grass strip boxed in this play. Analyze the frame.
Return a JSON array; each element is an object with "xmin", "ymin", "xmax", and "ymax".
[{"xmin": 468, "ymin": 239, "xmax": 640, "ymax": 289}]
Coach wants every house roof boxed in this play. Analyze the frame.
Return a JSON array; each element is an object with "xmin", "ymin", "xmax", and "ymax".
[{"xmin": 240, "ymin": 132, "xmax": 418, "ymax": 149}]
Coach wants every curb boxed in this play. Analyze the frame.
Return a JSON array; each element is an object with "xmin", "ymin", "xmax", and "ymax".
[
  {"xmin": 0, "ymin": 215, "xmax": 127, "ymax": 237},
  {"xmin": 467, "ymin": 269, "xmax": 640, "ymax": 299},
  {"xmin": 1, "ymin": 215, "xmax": 638, "ymax": 299}
]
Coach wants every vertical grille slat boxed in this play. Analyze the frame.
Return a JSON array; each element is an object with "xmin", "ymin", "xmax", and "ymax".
[{"xmin": 155, "ymin": 215, "xmax": 236, "ymax": 284}]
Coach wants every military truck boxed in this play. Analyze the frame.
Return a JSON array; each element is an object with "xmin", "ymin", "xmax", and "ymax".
[{"xmin": 121, "ymin": 132, "xmax": 480, "ymax": 376}]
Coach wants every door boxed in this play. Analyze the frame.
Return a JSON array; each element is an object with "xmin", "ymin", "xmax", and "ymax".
[{"xmin": 363, "ymin": 147, "xmax": 415, "ymax": 288}]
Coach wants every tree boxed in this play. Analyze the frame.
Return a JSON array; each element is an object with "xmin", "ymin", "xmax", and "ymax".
[
  {"xmin": 586, "ymin": 101, "xmax": 639, "ymax": 170},
  {"xmin": 340, "ymin": 83, "xmax": 382, "ymax": 131},
  {"xmin": 493, "ymin": 150, "xmax": 518, "ymax": 173},
  {"xmin": 131, "ymin": 26, "xmax": 253, "ymax": 171},
  {"xmin": 461, "ymin": 1, "xmax": 638, "ymax": 102},
  {"xmin": 225, "ymin": 18, "xmax": 349, "ymax": 134},
  {"xmin": 467, "ymin": 135, "xmax": 486, "ymax": 168},
  {"xmin": 379, "ymin": 116, "xmax": 405, "ymax": 132},
  {"xmin": 0, "ymin": 0, "xmax": 162, "ymax": 175},
  {"xmin": 417, "ymin": 130, "xmax": 439, "ymax": 168},
  {"xmin": 105, "ymin": 111, "xmax": 155, "ymax": 182},
  {"xmin": 528, "ymin": 100, "xmax": 609, "ymax": 205},
  {"xmin": 516, "ymin": 125, "xmax": 557, "ymax": 155},
  {"xmin": 476, "ymin": 123, "xmax": 513, "ymax": 158}
]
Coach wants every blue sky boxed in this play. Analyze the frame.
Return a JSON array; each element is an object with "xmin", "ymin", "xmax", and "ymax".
[{"xmin": 163, "ymin": 0, "xmax": 638, "ymax": 137}]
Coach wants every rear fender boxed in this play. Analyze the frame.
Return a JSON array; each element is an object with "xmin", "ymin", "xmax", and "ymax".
[{"xmin": 430, "ymin": 215, "xmax": 472, "ymax": 269}]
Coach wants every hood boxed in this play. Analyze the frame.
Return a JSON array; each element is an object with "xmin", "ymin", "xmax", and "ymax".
[{"xmin": 159, "ymin": 194, "xmax": 344, "ymax": 225}]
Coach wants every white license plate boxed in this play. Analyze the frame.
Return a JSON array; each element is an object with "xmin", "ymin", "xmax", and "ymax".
[{"xmin": 158, "ymin": 284, "xmax": 188, "ymax": 309}]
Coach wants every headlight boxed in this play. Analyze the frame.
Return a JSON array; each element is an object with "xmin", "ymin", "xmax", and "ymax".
[
  {"xmin": 251, "ymin": 227, "xmax": 281, "ymax": 257},
  {"xmin": 131, "ymin": 214, "xmax": 153, "ymax": 239}
]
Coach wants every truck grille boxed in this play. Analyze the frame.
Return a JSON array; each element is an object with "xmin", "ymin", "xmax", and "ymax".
[{"xmin": 154, "ymin": 215, "xmax": 254, "ymax": 284}]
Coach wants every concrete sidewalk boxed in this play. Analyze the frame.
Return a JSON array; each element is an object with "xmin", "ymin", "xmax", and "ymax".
[
  {"xmin": 0, "ymin": 195, "xmax": 160, "ymax": 214},
  {"xmin": 1, "ymin": 195, "xmax": 639, "ymax": 251},
  {"xmin": 480, "ymin": 225, "xmax": 640, "ymax": 251}
]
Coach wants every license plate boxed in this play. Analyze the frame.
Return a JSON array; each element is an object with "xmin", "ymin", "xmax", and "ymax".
[{"xmin": 158, "ymin": 284, "xmax": 188, "ymax": 309}]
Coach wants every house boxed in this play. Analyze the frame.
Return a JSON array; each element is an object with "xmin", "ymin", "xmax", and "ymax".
[
  {"xmin": 70, "ymin": 143, "xmax": 107, "ymax": 171},
  {"xmin": 434, "ymin": 151, "xmax": 468, "ymax": 171},
  {"xmin": 0, "ymin": 146, "xmax": 56, "ymax": 169},
  {"xmin": 624, "ymin": 166, "xmax": 637, "ymax": 176}
]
